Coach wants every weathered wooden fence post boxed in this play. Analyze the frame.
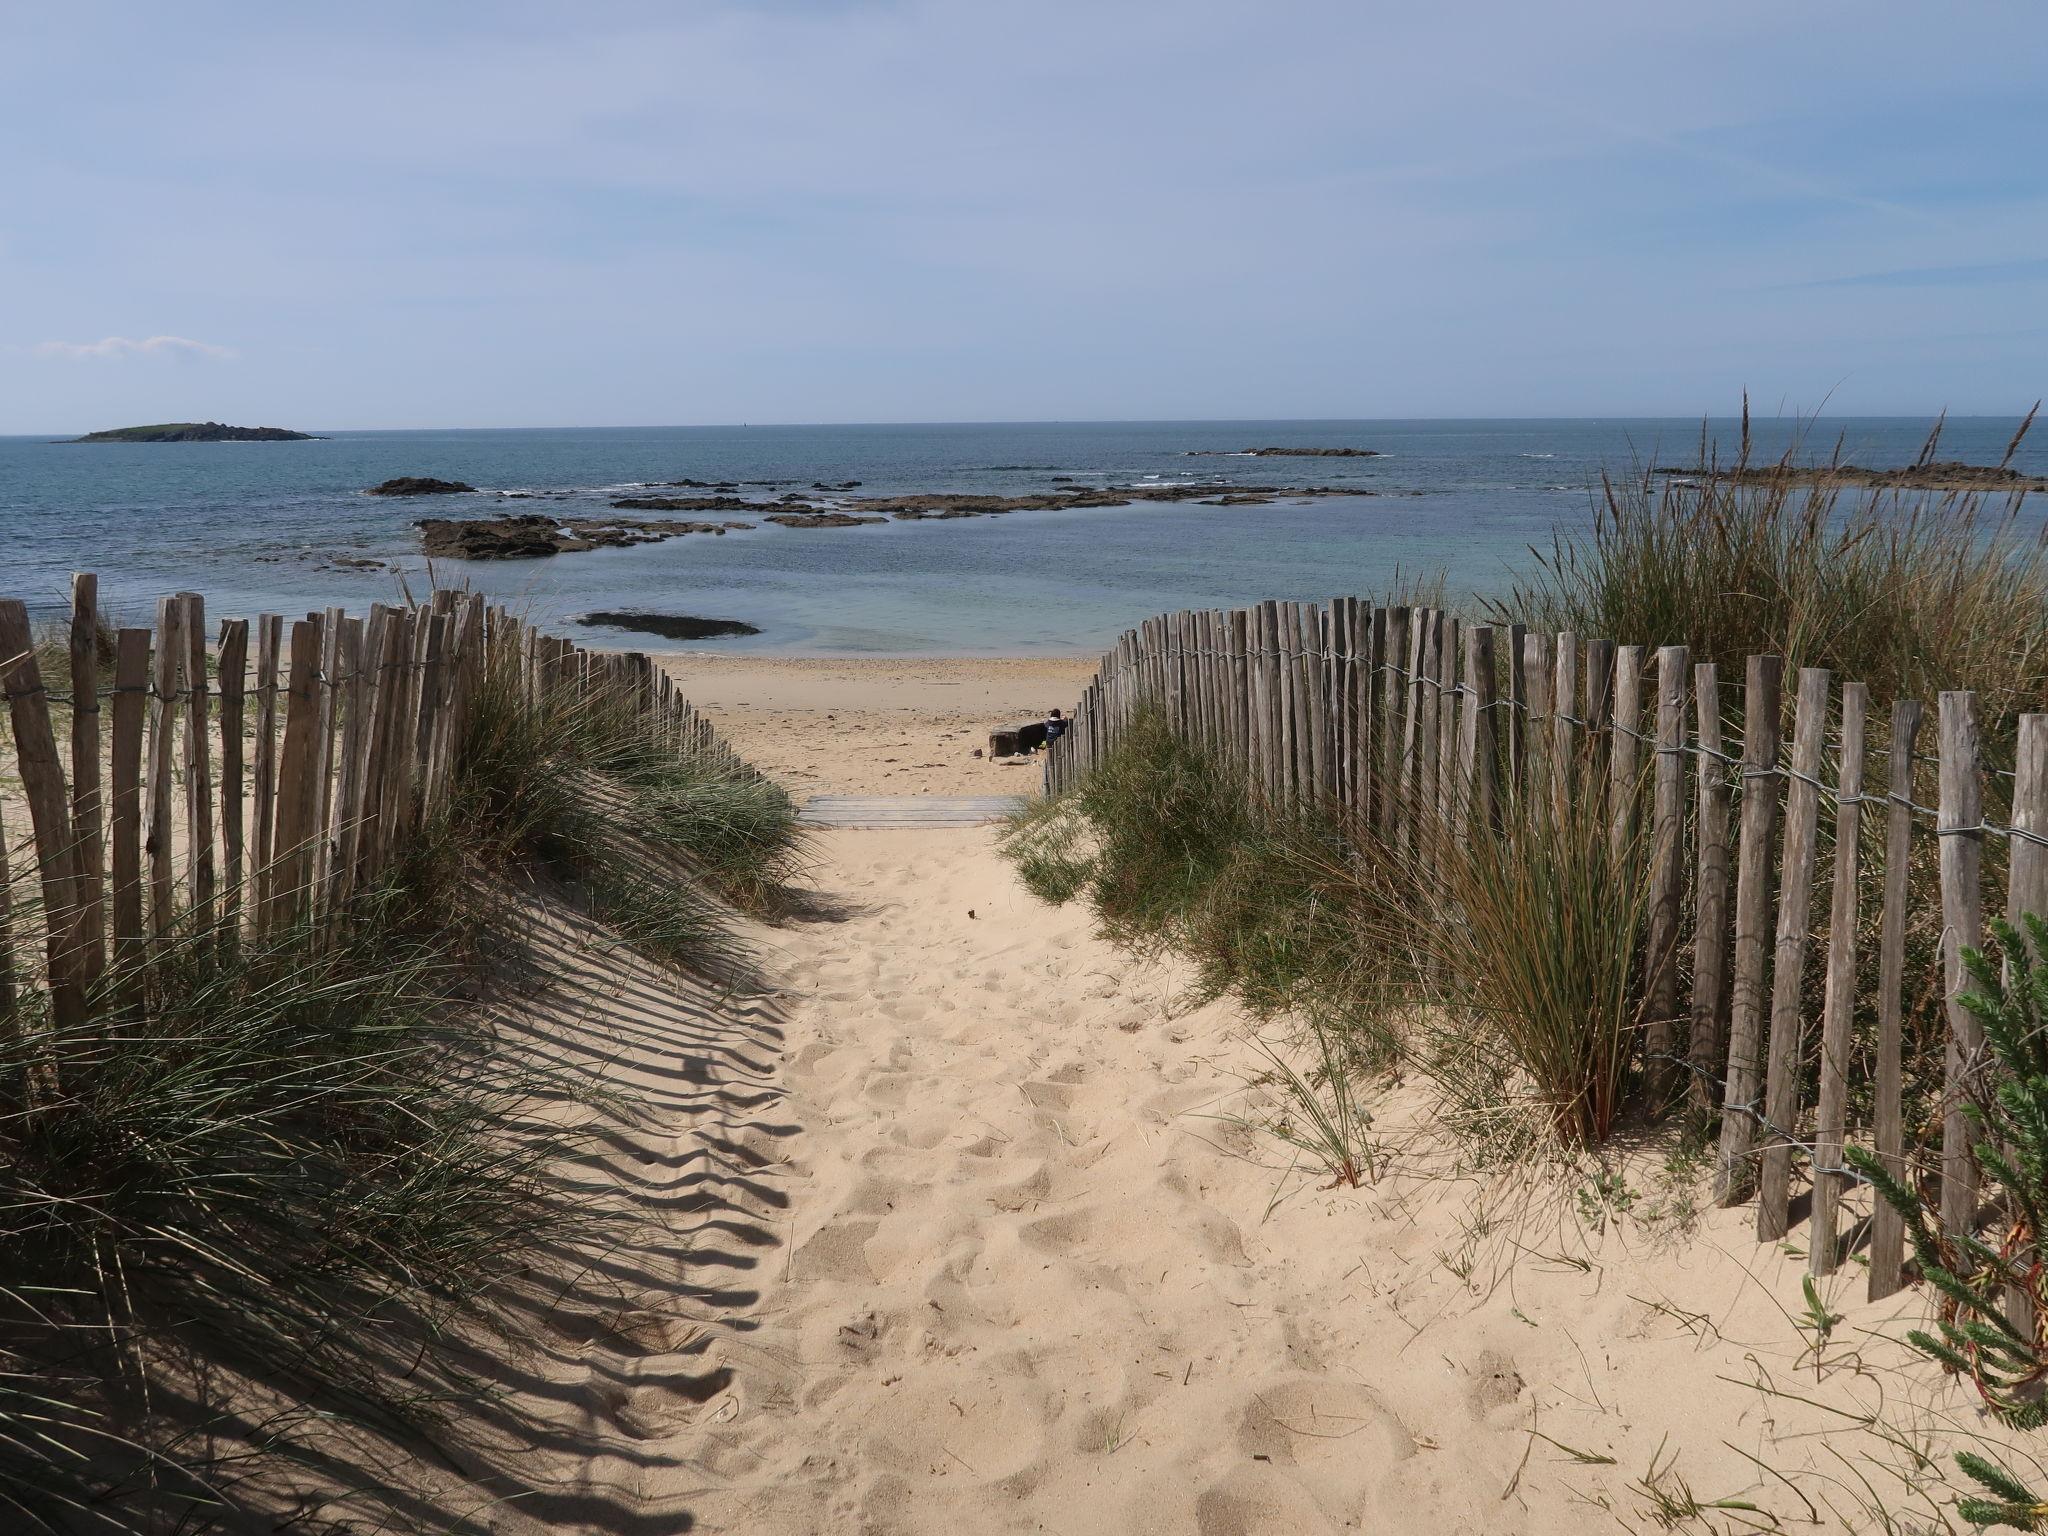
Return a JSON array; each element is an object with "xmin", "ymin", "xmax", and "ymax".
[
  {"xmin": 1867, "ymin": 698, "xmax": 1924, "ymax": 1300},
  {"xmin": 1716, "ymin": 653, "xmax": 1783, "ymax": 1204},
  {"xmin": 1938, "ymin": 690, "xmax": 1984, "ymax": 1237},
  {"xmin": 1643, "ymin": 646, "xmax": 1688, "ymax": 1099},
  {"xmin": 69, "ymin": 574, "xmax": 106, "ymax": 989},
  {"xmin": 1688, "ymin": 662, "xmax": 1732, "ymax": 1113},
  {"xmin": 1811, "ymin": 682, "xmax": 1867, "ymax": 1274},
  {"xmin": 1756, "ymin": 667, "xmax": 1829, "ymax": 1241}
]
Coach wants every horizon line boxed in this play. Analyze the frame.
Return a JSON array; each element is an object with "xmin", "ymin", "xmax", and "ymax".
[{"xmin": 7, "ymin": 408, "xmax": 2036, "ymax": 437}]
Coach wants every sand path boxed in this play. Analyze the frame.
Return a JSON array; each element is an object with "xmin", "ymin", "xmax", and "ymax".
[
  {"xmin": 654, "ymin": 654, "xmax": 1094, "ymax": 797},
  {"xmin": 634, "ymin": 824, "xmax": 1952, "ymax": 1536}
]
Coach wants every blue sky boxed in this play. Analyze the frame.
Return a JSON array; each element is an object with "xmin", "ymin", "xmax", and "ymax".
[{"xmin": 2, "ymin": 0, "xmax": 2043, "ymax": 430}]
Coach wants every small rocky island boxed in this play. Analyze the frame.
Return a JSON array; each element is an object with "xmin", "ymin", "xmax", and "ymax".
[
  {"xmin": 1186, "ymin": 446, "xmax": 1382, "ymax": 457},
  {"xmin": 368, "ymin": 476, "xmax": 477, "ymax": 496},
  {"xmin": 69, "ymin": 421, "xmax": 322, "ymax": 443},
  {"xmin": 1654, "ymin": 461, "xmax": 2048, "ymax": 493}
]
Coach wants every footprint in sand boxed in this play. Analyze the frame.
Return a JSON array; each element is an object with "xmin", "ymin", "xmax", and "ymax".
[
  {"xmin": 1233, "ymin": 1375, "xmax": 1415, "ymax": 1469},
  {"xmin": 1020, "ymin": 1205, "xmax": 1097, "ymax": 1253},
  {"xmin": 792, "ymin": 1218, "xmax": 880, "ymax": 1283},
  {"xmin": 857, "ymin": 1369, "xmax": 1049, "ymax": 1483}
]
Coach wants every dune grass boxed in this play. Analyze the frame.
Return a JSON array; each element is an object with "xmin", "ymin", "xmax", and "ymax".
[
  {"xmin": 1504, "ymin": 416, "xmax": 2048, "ymax": 732},
  {"xmin": 454, "ymin": 652, "xmax": 807, "ymax": 924},
  {"xmin": 1011, "ymin": 710, "xmax": 1657, "ymax": 1160},
  {"xmin": 0, "ymin": 867, "xmax": 576, "ymax": 1533},
  {"xmin": 0, "ymin": 632, "xmax": 801, "ymax": 1531}
]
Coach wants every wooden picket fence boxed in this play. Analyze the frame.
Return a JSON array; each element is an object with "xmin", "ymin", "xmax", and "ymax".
[
  {"xmin": 0, "ymin": 576, "xmax": 755, "ymax": 1039},
  {"xmin": 1045, "ymin": 598, "xmax": 2045, "ymax": 1299}
]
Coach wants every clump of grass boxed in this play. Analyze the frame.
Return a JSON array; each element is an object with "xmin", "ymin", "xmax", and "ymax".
[
  {"xmin": 1067, "ymin": 709, "xmax": 1259, "ymax": 955},
  {"xmin": 1243, "ymin": 1021, "xmax": 1379, "ymax": 1189},
  {"xmin": 585, "ymin": 858, "xmax": 751, "ymax": 983},
  {"xmin": 452, "ymin": 655, "xmax": 806, "ymax": 925},
  {"xmin": 1001, "ymin": 796, "xmax": 1096, "ymax": 907},
  {"xmin": 1406, "ymin": 777, "xmax": 1655, "ymax": 1148},
  {"xmin": 1012, "ymin": 711, "xmax": 1411, "ymax": 1042},
  {"xmin": 625, "ymin": 762, "xmax": 806, "ymax": 910}
]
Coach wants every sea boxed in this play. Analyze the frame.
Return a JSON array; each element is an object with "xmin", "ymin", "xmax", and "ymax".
[{"xmin": 1, "ymin": 417, "xmax": 2039, "ymax": 656}]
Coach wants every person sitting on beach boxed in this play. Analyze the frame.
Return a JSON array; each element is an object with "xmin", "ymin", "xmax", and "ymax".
[{"xmin": 1042, "ymin": 708, "xmax": 1067, "ymax": 749}]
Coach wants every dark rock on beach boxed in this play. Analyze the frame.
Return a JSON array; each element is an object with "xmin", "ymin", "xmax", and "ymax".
[
  {"xmin": 369, "ymin": 476, "xmax": 477, "ymax": 496},
  {"xmin": 576, "ymin": 612, "xmax": 762, "ymax": 642}
]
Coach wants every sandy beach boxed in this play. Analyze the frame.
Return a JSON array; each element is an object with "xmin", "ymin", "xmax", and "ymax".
[{"xmin": 655, "ymin": 654, "xmax": 1097, "ymax": 797}]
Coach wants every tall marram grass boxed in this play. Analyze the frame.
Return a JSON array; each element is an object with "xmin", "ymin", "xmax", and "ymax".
[
  {"xmin": 1505, "ymin": 434, "xmax": 2048, "ymax": 731},
  {"xmin": 0, "ymin": 873, "xmax": 577, "ymax": 1533},
  {"xmin": 1406, "ymin": 788, "xmax": 1653, "ymax": 1148}
]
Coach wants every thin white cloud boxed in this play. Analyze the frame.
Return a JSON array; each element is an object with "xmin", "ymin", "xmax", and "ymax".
[{"xmin": 34, "ymin": 334, "xmax": 234, "ymax": 360}]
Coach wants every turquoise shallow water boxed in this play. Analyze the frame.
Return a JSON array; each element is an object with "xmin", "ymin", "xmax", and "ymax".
[{"xmin": 1, "ymin": 417, "xmax": 2038, "ymax": 654}]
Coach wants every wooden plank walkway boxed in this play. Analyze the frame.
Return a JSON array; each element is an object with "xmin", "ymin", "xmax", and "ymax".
[{"xmin": 798, "ymin": 795, "xmax": 1030, "ymax": 829}]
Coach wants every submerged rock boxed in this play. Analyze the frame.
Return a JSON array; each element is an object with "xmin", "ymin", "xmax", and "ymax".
[
  {"xmin": 764, "ymin": 511, "xmax": 887, "ymax": 528},
  {"xmin": 576, "ymin": 612, "xmax": 762, "ymax": 641},
  {"xmin": 1186, "ymin": 446, "xmax": 1382, "ymax": 457},
  {"xmin": 613, "ymin": 495, "xmax": 757, "ymax": 512}
]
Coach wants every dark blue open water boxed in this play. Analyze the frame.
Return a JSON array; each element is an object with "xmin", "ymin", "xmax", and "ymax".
[{"xmin": 1, "ymin": 417, "xmax": 2038, "ymax": 653}]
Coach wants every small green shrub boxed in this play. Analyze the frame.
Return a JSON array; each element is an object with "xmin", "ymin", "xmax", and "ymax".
[
  {"xmin": 1954, "ymin": 1450, "xmax": 2048, "ymax": 1531},
  {"xmin": 1848, "ymin": 914, "xmax": 2048, "ymax": 1427}
]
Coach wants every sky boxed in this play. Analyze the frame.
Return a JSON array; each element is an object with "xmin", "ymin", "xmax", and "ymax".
[{"xmin": 2, "ymin": 0, "xmax": 2044, "ymax": 431}]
